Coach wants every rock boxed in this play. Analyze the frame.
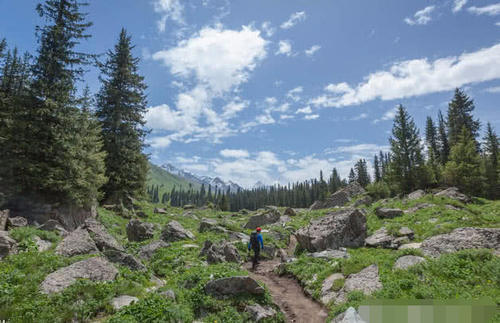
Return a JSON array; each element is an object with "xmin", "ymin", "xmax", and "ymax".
[
  {"xmin": 154, "ymin": 208, "xmax": 167, "ymax": 214},
  {"xmin": 375, "ymin": 208, "xmax": 403, "ymax": 219},
  {"xmin": 111, "ymin": 295, "xmax": 138, "ymax": 310},
  {"xmin": 182, "ymin": 244, "xmax": 199, "ymax": 249},
  {"xmin": 38, "ymin": 219, "xmax": 67, "ymax": 236},
  {"xmin": 199, "ymin": 218, "xmax": 227, "ymax": 234},
  {"xmin": 244, "ymin": 211, "xmax": 281, "ymax": 229},
  {"xmin": 200, "ymin": 240, "xmax": 241, "ymax": 264},
  {"xmin": 296, "ymin": 208, "xmax": 366, "ymax": 252},
  {"xmin": 136, "ymin": 211, "xmax": 147, "ymax": 218},
  {"xmin": 341, "ymin": 264, "xmax": 382, "ymax": 301},
  {"xmin": 0, "ymin": 209, "xmax": 9, "ymax": 231},
  {"xmin": 228, "ymin": 231, "xmax": 250, "ymax": 243},
  {"xmin": 126, "ymin": 219, "xmax": 155, "ymax": 242},
  {"xmin": 0, "ymin": 230, "xmax": 17, "ymax": 259},
  {"xmin": 183, "ymin": 204, "xmax": 195, "ymax": 210},
  {"xmin": 41, "ymin": 257, "xmax": 118, "ymax": 294},
  {"xmin": 404, "ymin": 203, "xmax": 435, "ymax": 214},
  {"xmin": 308, "ymin": 249, "xmax": 350, "ymax": 259},
  {"xmin": 160, "ymin": 220, "xmax": 195, "ymax": 242},
  {"xmin": 158, "ymin": 289, "xmax": 176, "ymax": 300},
  {"xmin": 283, "ymin": 207, "xmax": 296, "ymax": 216},
  {"xmin": 279, "ymin": 215, "xmax": 292, "ymax": 224},
  {"xmin": 7, "ymin": 216, "xmax": 28, "ymax": 229},
  {"xmin": 435, "ymin": 187, "xmax": 471, "ymax": 203},
  {"xmin": 34, "ymin": 236, "xmax": 52, "ymax": 252},
  {"xmin": 398, "ymin": 227, "xmax": 414, "ymax": 239},
  {"xmin": 332, "ymin": 307, "xmax": 366, "ymax": 323},
  {"xmin": 352, "ymin": 196, "xmax": 372, "ymax": 207},
  {"xmin": 365, "ymin": 228, "xmax": 394, "ymax": 249},
  {"xmin": 393, "ymin": 255, "xmax": 426, "ymax": 270},
  {"xmin": 245, "ymin": 304, "xmax": 276, "ymax": 322},
  {"xmin": 55, "ymin": 228, "xmax": 98, "ymax": 257},
  {"xmin": 321, "ymin": 273, "xmax": 345, "ymax": 304},
  {"xmin": 407, "ymin": 189, "xmax": 425, "ymax": 200},
  {"xmin": 138, "ymin": 240, "xmax": 170, "ymax": 260},
  {"xmin": 398, "ymin": 242, "xmax": 422, "ymax": 250},
  {"xmin": 84, "ymin": 218, "xmax": 124, "ymax": 252},
  {"xmin": 445, "ymin": 204, "xmax": 461, "ymax": 211},
  {"xmin": 421, "ymin": 227, "xmax": 500, "ymax": 257},
  {"xmin": 104, "ymin": 250, "xmax": 146, "ymax": 271},
  {"xmin": 310, "ymin": 183, "xmax": 366, "ymax": 210},
  {"xmin": 428, "ymin": 218, "xmax": 438, "ymax": 223},
  {"xmin": 261, "ymin": 245, "xmax": 277, "ymax": 259},
  {"xmin": 204, "ymin": 276, "xmax": 264, "ymax": 297}
]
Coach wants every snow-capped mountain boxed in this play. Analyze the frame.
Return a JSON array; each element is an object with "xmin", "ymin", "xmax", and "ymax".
[
  {"xmin": 253, "ymin": 181, "xmax": 268, "ymax": 190},
  {"xmin": 161, "ymin": 163, "xmax": 243, "ymax": 193}
]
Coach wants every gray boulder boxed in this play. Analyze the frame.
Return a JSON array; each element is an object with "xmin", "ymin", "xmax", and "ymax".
[
  {"xmin": 161, "ymin": 220, "xmax": 195, "ymax": 242},
  {"xmin": 284, "ymin": 207, "xmax": 297, "ymax": 216},
  {"xmin": 154, "ymin": 208, "xmax": 167, "ymax": 214},
  {"xmin": 38, "ymin": 219, "xmax": 68, "ymax": 236},
  {"xmin": 407, "ymin": 189, "xmax": 425, "ymax": 200},
  {"xmin": 244, "ymin": 210, "xmax": 280, "ymax": 229},
  {"xmin": 0, "ymin": 209, "xmax": 8, "ymax": 231},
  {"xmin": 404, "ymin": 203, "xmax": 435, "ymax": 214},
  {"xmin": 199, "ymin": 218, "xmax": 228, "ymax": 234},
  {"xmin": 200, "ymin": 240, "xmax": 241, "ymax": 264},
  {"xmin": 375, "ymin": 208, "xmax": 403, "ymax": 219},
  {"xmin": 366, "ymin": 227, "xmax": 413, "ymax": 249},
  {"xmin": 422, "ymin": 227, "xmax": 500, "ymax": 257},
  {"xmin": 332, "ymin": 307, "xmax": 366, "ymax": 323},
  {"xmin": 434, "ymin": 187, "xmax": 471, "ymax": 203},
  {"xmin": 310, "ymin": 183, "xmax": 365, "ymax": 210},
  {"xmin": 352, "ymin": 196, "xmax": 372, "ymax": 207},
  {"xmin": 337, "ymin": 264, "xmax": 382, "ymax": 304},
  {"xmin": 321, "ymin": 273, "xmax": 345, "ymax": 304},
  {"xmin": 205, "ymin": 276, "xmax": 264, "ymax": 297},
  {"xmin": 84, "ymin": 218, "xmax": 124, "ymax": 252},
  {"xmin": 398, "ymin": 227, "xmax": 414, "ymax": 239},
  {"xmin": 111, "ymin": 295, "xmax": 138, "ymax": 310},
  {"xmin": 104, "ymin": 250, "xmax": 146, "ymax": 271},
  {"xmin": 138, "ymin": 240, "xmax": 170, "ymax": 260},
  {"xmin": 7, "ymin": 216, "xmax": 28, "ymax": 228},
  {"xmin": 0, "ymin": 230, "xmax": 17, "ymax": 259},
  {"xmin": 55, "ymin": 228, "xmax": 98, "ymax": 257},
  {"xmin": 245, "ymin": 304, "xmax": 277, "ymax": 322},
  {"xmin": 393, "ymin": 255, "xmax": 426, "ymax": 270},
  {"xmin": 308, "ymin": 249, "xmax": 349, "ymax": 259},
  {"xmin": 41, "ymin": 257, "xmax": 118, "ymax": 294},
  {"xmin": 296, "ymin": 208, "xmax": 366, "ymax": 252},
  {"xmin": 158, "ymin": 289, "xmax": 176, "ymax": 300},
  {"xmin": 126, "ymin": 219, "xmax": 154, "ymax": 242},
  {"xmin": 228, "ymin": 231, "xmax": 250, "ymax": 243},
  {"xmin": 398, "ymin": 242, "xmax": 422, "ymax": 250},
  {"xmin": 34, "ymin": 236, "xmax": 52, "ymax": 252}
]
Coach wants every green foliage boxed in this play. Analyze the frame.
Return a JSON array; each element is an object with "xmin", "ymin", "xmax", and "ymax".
[
  {"xmin": 8, "ymin": 226, "xmax": 59, "ymax": 252},
  {"xmin": 366, "ymin": 181, "xmax": 392, "ymax": 199},
  {"xmin": 447, "ymin": 88, "xmax": 480, "ymax": 147}
]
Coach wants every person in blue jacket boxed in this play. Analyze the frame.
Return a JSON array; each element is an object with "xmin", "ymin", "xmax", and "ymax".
[{"xmin": 248, "ymin": 227, "xmax": 264, "ymax": 269}]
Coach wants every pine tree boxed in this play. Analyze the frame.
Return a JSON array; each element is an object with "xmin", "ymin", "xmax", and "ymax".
[
  {"xmin": 373, "ymin": 155, "xmax": 381, "ymax": 182},
  {"xmin": 482, "ymin": 123, "xmax": 499, "ymax": 199},
  {"xmin": 348, "ymin": 168, "xmax": 356, "ymax": 184},
  {"xmin": 437, "ymin": 110, "xmax": 450, "ymax": 165},
  {"xmin": 447, "ymin": 88, "xmax": 480, "ymax": 147},
  {"xmin": 354, "ymin": 159, "xmax": 370, "ymax": 187},
  {"xmin": 443, "ymin": 127, "xmax": 483, "ymax": 195},
  {"xmin": 425, "ymin": 116, "xmax": 440, "ymax": 184},
  {"xmin": 96, "ymin": 28, "xmax": 149, "ymax": 204},
  {"xmin": 319, "ymin": 170, "xmax": 329, "ymax": 201}
]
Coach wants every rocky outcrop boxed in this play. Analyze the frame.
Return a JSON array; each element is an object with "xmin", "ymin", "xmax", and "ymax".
[
  {"xmin": 38, "ymin": 219, "xmax": 67, "ymax": 236},
  {"xmin": 284, "ymin": 207, "xmax": 297, "ymax": 216},
  {"xmin": 375, "ymin": 208, "xmax": 403, "ymax": 219},
  {"xmin": 310, "ymin": 183, "xmax": 365, "ymax": 210},
  {"xmin": 295, "ymin": 208, "xmax": 366, "ymax": 252},
  {"xmin": 398, "ymin": 242, "xmax": 422, "ymax": 250},
  {"xmin": 321, "ymin": 273, "xmax": 345, "ymax": 304},
  {"xmin": 55, "ymin": 228, "xmax": 98, "ymax": 257},
  {"xmin": 104, "ymin": 250, "xmax": 146, "ymax": 271},
  {"xmin": 331, "ymin": 307, "xmax": 366, "ymax": 323},
  {"xmin": 160, "ymin": 221, "xmax": 195, "ymax": 242},
  {"xmin": 434, "ymin": 187, "xmax": 471, "ymax": 203},
  {"xmin": 0, "ymin": 209, "xmax": 8, "ymax": 231},
  {"xmin": 228, "ymin": 231, "xmax": 250, "ymax": 243},
  {"xmin": 421, "ymin": 227, "xmax": 500, "ymax": 257},
  {"xmin": 365, "ymin": 227, "xmax": 414, "ymax": 249},
  {"xmin": 407, "ymin": 189, "xmax": 425, "ymax": 200},
  {"xmin": 84, "ymin": 218, "xmax": 124, "ymax": 252},
  {"xmin": 245, "ymin": 304, "xmax": 277, "ymax": 322},
  {"xmin": 199, "ymin": 218, "xmax": 228, "ymax": 234},
  {"xmin": 352, "ymin": 196, "xmax": 372, "ymax": 207},
  {"xmin": 7, "ymin": 216, "xmax": 28, "ymax": 228},
  {"xmin": 404, "ymin": 203, "xmax": 435, "ymax": 214},
  {"xmin": 393, "ymin": 255, "xmax": 426, "ymax": 270},
  {"xmin": 41, "ymin": 257, "xmax": 118, "ymax": 294},
  {"xmin": 244, "ymin": 210, "xmax": 281, "ymax": 229},
  {"xmin": 0, "ymin": 230, "xmax": 17, "ymax": 259},
  {"xmin": 138, "ymin": 240, "xmax": 170, "ymax": 260},
  {"xmin": 111, "ymin": 295, "xmax": 138, "ymax": 310},
  {"xmin": 308, "ymin": 249, "xmax": 349, "ymax": 259},
  {"xmin": 205, "ymin": 276, "xmax": 264, "ymax": 297},
  {"xmin": 34, "ymin": 236, "xmax": 52, "ymax": 252},
  {"xmin": 200, "ymin": 240, "xmax": 241, "ymax": 264},
  {"xmin": 126, "ymin": 219, "xmax": 154, "ymax": 242}
]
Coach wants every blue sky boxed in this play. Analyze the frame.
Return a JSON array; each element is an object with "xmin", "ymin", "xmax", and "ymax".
[{"xmin": 1, "ymin": 0, "xmax": 500, "ymax": 187}]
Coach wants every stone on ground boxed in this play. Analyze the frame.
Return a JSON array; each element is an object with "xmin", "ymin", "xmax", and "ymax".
[
  {"xmin": 158, "ymin": 289, "xmax": 176, "ymax": 300},
  {"xmin": 365, "ymin": 228, "xmax": 394, "ymax": 249},
  {"xmin": 321, "ymin": 273, "xmax": 344, "ymax": 304},
  {"xmin": 394, "ymin": 255, "xmax": 426, "ymax": 270},
  {"xmin": 154, "ymin": 207, "xmax": 167, "ymax": 214},
  {"xmin": 7, "ymin": 216, "xmax": 28, "ymax": 228},
  {"xmin": 138, "ymin": 240, "xmax": 170, "ymax": 260},
  {"xmin": 200, "ymin": 240, "xmax": 241, "ymax": 264},
  {"xmin": 243, "ymin": 210, "xmax": 281, "ymax": 229},
  {"xmin": 38, "ymin": 219, "xmax": 68, "ymax": 236},
  {"xmin": 34, "ymin": 236, "xmax": 52, "ymax": 252},
  {"xmin": 245, "ymin": 304, "xmax": 276, "ymax": 322},
  {"xmin": 55, "ymin": 228, "xmax": 98, "ymax": 257},
  {"xmin": 310, "ymin": 183, "xmax": 365, "ymax": 210},
  {"xmin": 399, "ymin": 242, "xmax": 422, "ymax": 250},
  {"xmin": 404, "ymin": 203, "xmax": 435, "ymax": 214},
  {"xmin": 111, "ymin": 295, "xmax": 138, "ymax": 310},
  {"xmin": 332, "ymin": 307, "xmax": 367, "ymax": 323},
  {"xmin": 295, "ymin": 208, "xmax": 366, "ymax": 252},
  {"xmin": 0, "ymin": 209, "xmax": 8, "ymax": 231},
  {"xmin": 84, "ymin": 218, "xmax": 124, "ymax": 251},
  {"xmin": 160, "ymin": 220, "xmax": 195, "ymax": 242},
  {"xmin": 205, "ymin": 276, "xmax": 265, "ymax": 297},
  {"xmin": 407, "ymin": 189, "xmax": 425, "ymax": 200},
  {"xmin": 104, "ymin": 250, "xmax": 146, "ymax": 271},
  {"xmin": 375, "ymin": 208, "xmax": 403, "ymax": 219},
  {"xmin": 434, "ymin": 187, "xmax": 471, "ymax": 203},
  {"xmin": 334, "ymin": 264, "xmax": 382, "ymax": 304},
  {"xmin": 308, "ymin": 249, "xmax": 349, "ymax": 259},
  {"xmin": 126, "ymin": 219, "xmax": 155, "ymax": 242},
  {"xmin": 41, "ymin": 257, "xmax": 118, "ymax": 294},
  {"xmin": 0, "ymin": 230, "xmax": 17, "ymax": 259}
]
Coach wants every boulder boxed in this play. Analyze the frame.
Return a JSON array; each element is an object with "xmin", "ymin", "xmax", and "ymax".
[
  {"xmin": 404, "ymin": 203, "xmax": 435, "ymax": 214},
  {"xmin": 136, "ymin": 211, "xmax": 147, "ymax": 218},
  {"xmin": 0, "ymin": 230, "xmax": 17, "ymax": 259},
  {"xmin": 310, "ymin": 183, "xmax": 366, "ymax": 210},
  {"xmin": 283, "ymin": 207, "xmax": 296, "ymax": 216},
  {"xmin": 352, "ymin": 196, "xmax": 372, "ymax": 207},
  {"xmin": 204, "ymin": 276, "xmax": 264, "ymax": 297},
  {"xmin": 55, "ymin": 228, "xmax": 98, "ymax": 257},
  {"xmin": 138, "ymin": 240, "xmax": 170, "ymax": 260},
  {"xmin": 398, "ymin": 227, "xmax": 414, "ymax": 239},
  {"xmin": 200, "ymin": 240, "xmax": 241, "ymax": 264},
  {"xmin": 245, "ymin": 304, "xmax": 277, "ymax": 322},
  {"xmin": 199, "ymin": 218, "xmax": 227, "ymax": 234},
  {"xmin": 308, "ymin": 249, "xmax": 349, "ymax": 259},
  {"xmin": 158, "ymin": 289, "xmax": 176, "ymax": 300},
  {"xmin": 341, "ymin": 264, "xmax": 382, "ymax": 301},
  {"xmin": 41, "ymin": 257, "xmax": 118, "ymax": 294},
  {"xmin": 321, "ymin": 273, "xmax": 345, "ymax": 304},
  {"xmin": 296, "ymin": 208, "xmax": 366, "ymax": 252},
  {"xmin": 126, "ymin": 219, "xmax": 155, "ymax": 242},
  {"xmin": 332, "ymin": 307, "xmax": 366, "ymax": 323},
  {"xmin": 365, "ymin": 227, "xmax": 412, "ymax": 249},
  {"xmin": 228, "ymin": 231, "xmax": 250, "ymax": 243},
  {"xmin": 38, "ymin": 219, "xmax": 67, "ymax": 236},
  {"xmin": 104, "ymin": 250, "xmax": 146, "ymax": 271},
  {"xmin": 183, "ymin": 204, "xmax": 195, "ymax": 210},
  {"xmin": 7, "ymin": 216, "xmax": 28, "ymax": 228},
  {"xmin": 393, "ymin": 255, "xmax": 426, "ymax": 270},
  {"xmin": 421, "ymin": 227, "xmax": 500, "ymax": 257},
  {"xmin": 244, "ymin": 211, "xmax": 280, "ymax": 229},
  {"xmin": 154, "ymin": 208, "xmax": 167, "ymax": 214},
  {"xmin": 398, "ymin": 242, "xmax": 422, "ymax": 250},
  {"xmin": 375, "ymin": 208, "xmax": 403, "ymax": 219},
  {"xmin": 84, "ymin": 218, "xmax": 124, "ymax": 252},
  {"xmin": 34, "ymin": 236, "xmax": 52, "ymax": 252},
  {"xmin": 111, "ymin": 295, "xmax": 138, "ymax": 310},
  {"xmin": 160, "ymin": 220, "xmax": 195, "ymax": 242},
  {"xmin": 434, "ymin": 187, "xmax": 471, "ymax": 203},
  {"xmin": 407, "ymin": 189, "xmax": 425, "ymax": 200},
  {"xmin": 0, "ymin": 209, "xmax": 8, "ymax": 231}
]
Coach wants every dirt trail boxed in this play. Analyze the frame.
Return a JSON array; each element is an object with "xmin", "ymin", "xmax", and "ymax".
[{"xmin": 244, "ymin": 260, "xmax": 329, "ymax": 323}]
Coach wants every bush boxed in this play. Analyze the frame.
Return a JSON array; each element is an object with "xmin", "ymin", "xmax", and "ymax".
[{"xmin": 366, "ymin": 182, "xmax": 392, "ymax": 200}]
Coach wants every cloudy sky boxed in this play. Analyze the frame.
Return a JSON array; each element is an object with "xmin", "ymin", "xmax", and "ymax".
[{"xmin": 2, "ymin": 0, "xmax": 500, "ymax": 187}]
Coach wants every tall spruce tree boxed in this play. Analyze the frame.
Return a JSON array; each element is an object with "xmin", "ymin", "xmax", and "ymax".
[
  {"xmin": 425, "ymin": 116, "xmax": 440, "ymax": 184},
  {"xmin": 437, "ymin": 110, "xmax": 450, "ymax": 165},
  {"xmin": 354, "ymin": 159, "xmax": 370, "ymax": 187},
  {"xmin": 447, "ymin": 88, "xmax": 480, "ymax": 147},
  {"xmin": 482, "ymin": 123, "xmax": 499, "ymax": 199},
  {"xmin": 97, "ymin": 28, "xmax": 149, "ymax": 203},
  {"xmin": 373, "ymin": 155, "xmax": 381, "ymax": 182},
  {"xmin": 348, "ymin": 168, "xmax": 356, "ymax": 184}
]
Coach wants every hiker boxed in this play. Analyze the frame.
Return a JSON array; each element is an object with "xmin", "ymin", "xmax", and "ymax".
[{"xmin": 248, "ymin": 227, "xmax": 264, "ymax": 269}]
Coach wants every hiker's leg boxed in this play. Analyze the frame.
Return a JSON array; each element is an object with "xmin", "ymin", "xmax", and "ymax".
[
  {"xmin": 252, "ymin": 250, "xmax": 257, "ymax": 268},
  {"xmin": 255, "ymin": 248, "xmax": 260, "ymax": 264}
]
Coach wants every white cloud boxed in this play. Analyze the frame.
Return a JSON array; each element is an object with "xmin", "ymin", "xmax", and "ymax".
[
  {"xmin": 276, "ymin": 40, "xmax": 292, "ymax": 56},
  {"xmin": 280, "ymin": 11, "xmax": 307, "ymax": 29},
  {"xmin": 452, "ymin": 0, "xmax": 468, "ymax": 12},
  {"xmin": 296, "ymin": 106, "xmax": 312, "ymax": 114},
  {"xmin": 261, "ymin": 21, "xmax": 275, "ymax": 37},
  {"xmin": 468, "ymin": 3, "xmax": 500, "ymax": 16},
  {"xmin": 496, "ymin": 22, "xmax": 500, "ymax": 26},
  {"xmin": 256, "ymin": 114, "xmax": 276, "ymax": 124},
  {"xmin": 304, "ymin": 114, "xmax": 319, "ymax": 120},
  {"xmin": 404, "ymin": 6, "xmax": 435, "ymax": 25},
  {"xmin": 220, "ymin": 149, "xmax": 250, "ymax": 158},
  {"xmin": 310, "ymin": 43, "xmax": 500, "ymax": 108},
  {"xmin": 305, "ymin": 45, "xmax": 321, "ymax": 57},
  {"xmin": 222, "ymin": 99, "xmax": 249, "ymax": 118},
  {"xmin": 373, "ymin": 107, "xmax": 398, "ymax": 124},
  {"xmin": 327, "ymin": 144, "xmax": 390, "ymax": 155},
  {"xmin": 351, "ymin": 113, "xmax": 368, "ymax": 120},
  {"xmin": 280, "ymin": 114, "xmax": 294, "ymax": 120},
  {"xmin": 287, "ymin": 86, "xmax": 303, "ymax": 102},
  {"xmin": 485, "ymin": 86, "xmax": 500, "ymax": 93},
  {"xmin": 153, "ymin": 0, "xmax": 184, "ymax": 32}
]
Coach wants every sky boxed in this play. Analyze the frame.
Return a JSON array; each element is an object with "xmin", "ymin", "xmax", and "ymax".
[{"xmin": 1, "ymin": 0, "xmax": 500, "ymax": 188}]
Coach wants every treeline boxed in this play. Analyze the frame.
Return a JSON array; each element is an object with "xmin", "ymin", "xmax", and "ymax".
[{"xmin": 0, "ymin": 1, "xmax": 148, "ymax": 209}]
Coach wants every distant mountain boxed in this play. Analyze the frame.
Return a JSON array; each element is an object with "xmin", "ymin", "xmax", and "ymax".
[
  {"xmin": 160, "ymin": 163, "xmax": 243, "ymax": 193},
  {"xmin": 147, "ymin": 163, "xmax": 200, "ymax": 193},
  {"xmin": 253, "ymin": 181, "xmax": 268, "ymax": 190}
]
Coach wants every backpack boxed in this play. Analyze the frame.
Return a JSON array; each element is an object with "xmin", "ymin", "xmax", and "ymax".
[{"xmin": 250, "ymin": 232, "xmax": 259, "ymax": 250}]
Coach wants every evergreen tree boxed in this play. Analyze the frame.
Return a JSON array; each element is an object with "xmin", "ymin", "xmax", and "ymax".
[
  {"xmin": 96, "ymin": 28, "xmax": 149, "ymax": 204},
  {"xmin": 482, "ymin": 123, "xmax": 499, "ymax": 199},
  {"xmin": 319, "ymin": 170, "xmax": 329, "ymax": 201},
  {"xmin": 348, "ymin": 168, "xmax": 356, "ymax": 184},
  {"xmin": 354, "ymin": 159, "xmax": 370, "ymax": 187},
  {"xmin": 425, "ymin": 116, "xmax": 440, "ymax": 184},
  {"xmin": 373, "ymin": 155, "xmax": 381, "ymax": 182},
  {"xmin": 443, "ymin": 127, "xmax": 483, "ymax": 195},
  {"xmin": 437, "ymin": 110, "xmax": 450, "ymax": 165},
  {"xmin": 447, "ymin": 88, "xmax": 480, "ymax": 147}
]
